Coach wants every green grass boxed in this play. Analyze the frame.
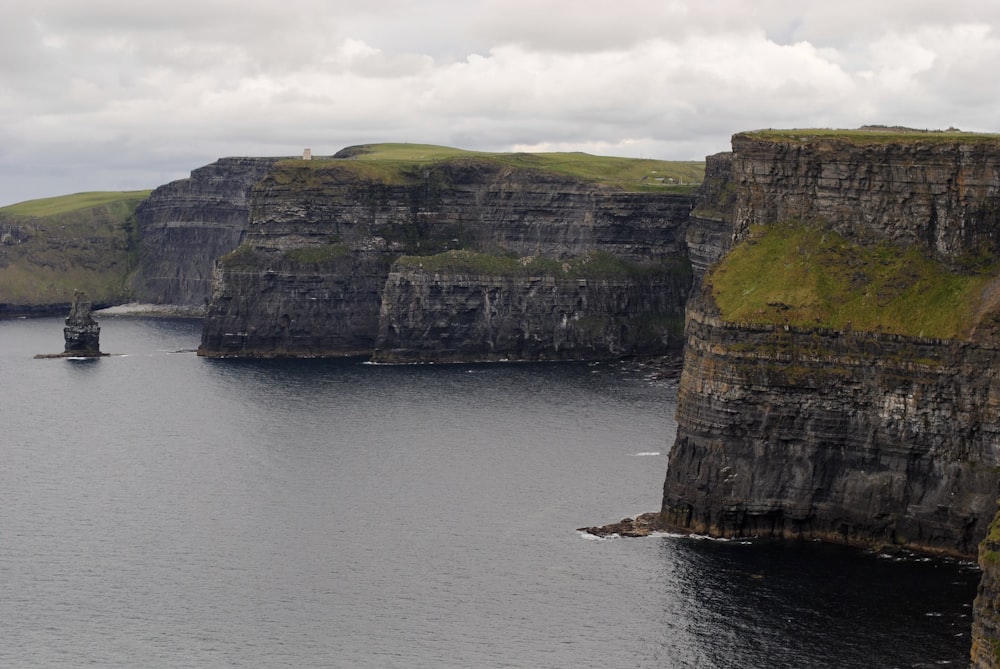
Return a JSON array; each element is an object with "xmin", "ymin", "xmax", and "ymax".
[
  {"xmin": 283, "ymin": 243, "xmax": 350, "ymax": 265},
  {"xmin": 1, "ymin": 190, "xmax": 151, "ymax": 217},
  {"xmin": 709, "ymin": 222, "xmax": 996, "ymax": 339},
  {"xmin": 275, "ymin": 143, "xmax": 703, "ymax": 192},
  {"xmin": 217, "ymin": 245, "xmax": 265, "ymax": 269},
  {"xmin": 740, "ymin": 128, "xmax": 1000, "ymax": 146}
]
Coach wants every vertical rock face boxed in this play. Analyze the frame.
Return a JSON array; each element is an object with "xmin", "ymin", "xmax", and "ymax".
[
  {"xmin": 662, "ymin": 132, "xmax": 1000, "ymax": 558},
  {"xmin": 728, "ymin": 133, "xmax": 1000, "ymax": 260},
  {"xmin": 685, "ymin": 152, "xmax": 736, "ymax": 282},
  {"xmin": 63, "ymin": 291, "xmax": 101, "ymax": 355},
  {"xmin": 198, "ymin": 159, "xmax": 694, "ymax": 359},
  {"xmin": 374, "ymin": 264, "xmax": 688, "ymax": 362},
  {"xmin": 132, "ymin": 157, "xmax": 281, "ymax": 306},
  {"xmin": 200, "ymin": 248, "xmax": 393, "ymax": 357}
]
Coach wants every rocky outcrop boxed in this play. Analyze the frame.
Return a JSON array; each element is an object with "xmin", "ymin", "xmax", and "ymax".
[
  {"xmin": 63, "ymin": 291, "xmax": 102, "ymax": 356},
  {"xmin": 35, "ymin": 290, "xmax": 107, "ymax": 358},
  {"xmin": 198, "ymin": 159, "xmax": 694, "ymax": 358},
  {"xmin": 577, "ymin": 512, "xmax": 664, "ymax": 538},
  {"xmin": 132, "ymin": 157, "xmax": 281, "ymax": 306}
]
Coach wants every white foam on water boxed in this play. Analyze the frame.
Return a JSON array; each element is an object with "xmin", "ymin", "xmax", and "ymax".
[{"xmin": 577, "ymin": 531, "xmax": 616, "ymax": 541}]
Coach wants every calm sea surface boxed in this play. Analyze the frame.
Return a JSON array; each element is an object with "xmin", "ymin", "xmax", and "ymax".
[{"xmin": 0, "ymin": 317, "xmax": 980, "ymax": 668}]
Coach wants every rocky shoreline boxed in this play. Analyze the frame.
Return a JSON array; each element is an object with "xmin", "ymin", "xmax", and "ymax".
[
  {"xmin": 577, "ymin": 512, "xmax": 666, "ymax": 538},
  {"xmin": 95, "ymin": 303, "xmax": 206, "ymax": 318}
]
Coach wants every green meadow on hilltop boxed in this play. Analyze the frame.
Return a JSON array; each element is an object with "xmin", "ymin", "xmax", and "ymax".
[
  {"xmin": 274, "ymin": 143, "xmax": 704, "ymax": 193},
  {"xmin": 0, "ymin": 190, "xmax": 150, "ymax": 309}
]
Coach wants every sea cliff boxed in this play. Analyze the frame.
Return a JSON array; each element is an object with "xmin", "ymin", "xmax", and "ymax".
[
  {"xmin": 650, "ymin": 129, "xmax": 1000, "ymax": 666},
  {"xmin": 197, "ymin": 152, "xmax": 695, "ymax": 359},
  {"xmin": 662, "ymin": 289, "xmax": 1000, "ymax": 555}
]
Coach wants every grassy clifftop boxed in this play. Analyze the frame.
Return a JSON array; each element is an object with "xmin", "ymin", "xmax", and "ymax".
[
  {"xmin": 0, "ymin": 190, "xmax": 150, "ymax": 311},
  {"xmin": 738, "ymin": 127, "xmax": 1000, "ymax": 146},
  {"xmin": 1, "ymin": 191, "xmax": 150, "ymax": 218},
  {"xmin": 709, "ymin": 222, "xmax": 996, "ymax": 340},
  {"xmin": 273, "ymin": 143, "xmax": 704, "ymax": 193}
]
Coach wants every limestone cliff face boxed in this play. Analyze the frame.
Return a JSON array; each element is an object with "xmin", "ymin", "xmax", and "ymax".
[
  {"xmin": 198, "ymin": 159, "xmax": 693, "ymax": 358},
  {"xmin": 728, "ymin": 133, "xmax": 1000, "ymax": 260},
  {"xmin": 199, "ymin": 249, "xmax": 392, "ymax": 357},
  {"xmin": 373, "ymin": 264, "xmax": 687, "ymax": 363},
  {"xmin": 662, "ymin": 133, "xmax": 1000, "ymax": 559},
  {"xmin": 132, "ymin": 157, "xmax": 280, "ymax": 306}
]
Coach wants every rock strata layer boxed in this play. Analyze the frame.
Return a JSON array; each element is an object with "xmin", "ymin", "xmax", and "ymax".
[
  {"xmin": 373, "ymin": 264, "xmax": 687, "ymax": 363},
  {"xmin": 132, "ymin": 157, "xmax": 281, "ymax": 306},
  {"xmin": 661, "ymin": 287, "xmax": 1000, "ymax": 556}
]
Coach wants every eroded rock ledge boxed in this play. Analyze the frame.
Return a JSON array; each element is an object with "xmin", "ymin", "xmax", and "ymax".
[{"xmin": 578, "ymin": 512, "xmax": 666, "ymax": 538}]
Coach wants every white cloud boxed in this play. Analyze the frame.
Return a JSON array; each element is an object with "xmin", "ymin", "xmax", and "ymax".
[{"xmin": 1, "ymin": 1, "xmax": 1000, "ymax": 204}]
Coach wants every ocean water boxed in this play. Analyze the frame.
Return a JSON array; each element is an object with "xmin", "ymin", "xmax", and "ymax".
[{"xmin": 0, "ymin": 317, "xmax": 980, "ymax": 668}]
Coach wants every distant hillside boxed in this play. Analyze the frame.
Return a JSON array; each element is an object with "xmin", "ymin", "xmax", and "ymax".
[
  {"xmin": 0, "ymin": 190, "xmax": 150, "ymax": 315},
  {"xmin": 327, "ymin": 143, "xmax": 704, "ymax": 192}
]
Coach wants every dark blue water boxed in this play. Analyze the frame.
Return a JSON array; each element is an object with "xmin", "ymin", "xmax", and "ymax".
[{"xmin": 0, "ymin": 317, "xmax": 979, "ymax": 668}]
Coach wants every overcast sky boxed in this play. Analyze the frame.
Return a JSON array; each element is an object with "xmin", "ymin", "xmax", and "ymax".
[{"xmin": 2, "ymin": 0, "xmax": 999, "ymax": 205}]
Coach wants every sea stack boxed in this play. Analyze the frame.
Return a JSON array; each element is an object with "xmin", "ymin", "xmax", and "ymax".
[{"xmin": 63, "ymin": 290, "xmax": 102, "ymax": 356}]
